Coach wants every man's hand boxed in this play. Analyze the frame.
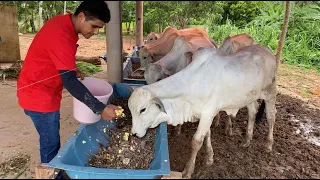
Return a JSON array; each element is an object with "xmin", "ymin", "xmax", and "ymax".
[
  {"xmin": 101, "ymin": 104, "xmax": 121, "ymax": 120},
  {"xmin": 76, "ymin": 69, "xmax": 86, "ymax": 80}
]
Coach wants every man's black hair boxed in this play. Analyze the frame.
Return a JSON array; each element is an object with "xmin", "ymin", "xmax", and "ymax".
[{"xmin": 74, "ymin": 0, "xmax": 111, "ymax": 23}]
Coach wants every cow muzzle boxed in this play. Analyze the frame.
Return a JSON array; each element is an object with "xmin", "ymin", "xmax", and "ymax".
[{"xmin": 131, "ymin": 128, "xmax": 147, "ymax": 138}]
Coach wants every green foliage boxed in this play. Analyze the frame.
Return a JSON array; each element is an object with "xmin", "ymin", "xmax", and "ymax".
[
  {"xmin": 143, "ymin": 1, "xmax": 221, "ymax": 34},
  {"xmin": 218, "ymin": 1, "xmax": 268, "ymax": 27},
  {"xmin": 122, "ymin": 1, "xmax": 135, "ymax": 23},
  {"xmin": 209, "ymin": 2, "xmax": 320, "ymax": 72},
  {"xmin": 122, "ymin": 1, "xmax": 135, "ymax": 34},
  {"xmin": 281, "ymin": 3, "xmax": 320, "ymax": 70},
  {"xmin": 3, "ymin": 1, "xmax": 319, "ymax": 72},
  {"xmin": 143, "ymin": 1, "xmax": 173, "ymax": 34},
  {"xmin": 76, "ymin": 61, "xmax": 102, "ymax": 76}
]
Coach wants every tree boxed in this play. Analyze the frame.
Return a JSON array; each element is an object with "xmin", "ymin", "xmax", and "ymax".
[
  {"xmin": 218, "ymin": 1, "xmax": 267, "ymax": 27},
  {"xmin": 167, "ymin": 1, "xmax": 220, "ymax": 29},
  {"xmin": 142, "ymin": 1, "xmax": 221, "ymax": 33},
  {"xmin": 122, "ymin": 1, "xmax": 135, "ymax": 34},
  {"xmin": 38, "ymin": 1, "xmax": 43, "ymax": 30},
  {"xmin": 143, "ymin": 2, "xmax": 167, "ymax": 33}
]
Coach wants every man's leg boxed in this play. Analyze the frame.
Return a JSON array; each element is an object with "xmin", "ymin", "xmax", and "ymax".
[{"xmin": 24, "ymin": 110, "xmax": 61, "ymax": 163}]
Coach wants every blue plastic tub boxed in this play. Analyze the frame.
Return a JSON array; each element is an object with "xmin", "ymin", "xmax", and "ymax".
[{"xmin": 48, "ymin": 84, "xmax": 170, "ymax": 179}]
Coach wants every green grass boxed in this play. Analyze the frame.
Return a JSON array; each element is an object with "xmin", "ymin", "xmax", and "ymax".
[
  {"xmin": 76, "ymin": 61, "xmax": 102, "ymax": 76},
  {"xmin": 208, "ymin": 18, "xmax": 320, "ymax": 74}
]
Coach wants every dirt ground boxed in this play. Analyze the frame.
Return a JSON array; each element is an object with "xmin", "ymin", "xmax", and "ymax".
[
  {"xmin": 0, "ymin": 33, "xmax": 319, "ymax": 179},
  {"xmin": 168, "ymin": 92, "xmax": 320, "ymax": 178}
]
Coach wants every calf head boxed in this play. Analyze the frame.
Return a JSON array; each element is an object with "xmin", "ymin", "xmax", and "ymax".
[
  {"xmin": 128, "ymin": 88, "xmax": 168, "ymax": 138},
  {"xmin": 138, "ymin": 48, "xmax": 155, "ymax": 68},
  {"xmin": 144, "ymin": 50, "xmax": 194, "ymax": 85},
  {"xmin": 145, "ymin": 32, "xmax": 160, "ymax": 44},
  {"xmin": 144, "ymin": 63, "xmax": 170, "ymax": 84}
]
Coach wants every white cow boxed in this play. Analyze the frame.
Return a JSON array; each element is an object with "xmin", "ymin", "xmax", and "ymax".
[
  {"xmin": 128, "ymin": 45, "xmax": 277, "ymax": 178},
  {"xmin": 144, "ymin": 33, "xmax": 257, "ymax": 136},
  {"xmin": 137, "ymin": 27, "xmax": 216, "ymax": 69},
  {"xmin": 144, "ymin": 33, "xmax": 255, "ymax": 84},
  {"xmin": 144, "ymin": 35, "xmax": 217, "ymax": 84}
]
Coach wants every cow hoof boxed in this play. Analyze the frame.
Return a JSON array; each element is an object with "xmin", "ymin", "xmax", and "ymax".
[
  {"xmin": 266, "ymin": 145, "xmax": 273, "ymax": 152},
  {"xmin": 182, "ymin": 169, "xmax": 192, "ymax": 179},
  {"xmin": 266, "ymin": 140, "xmax": 273, "ymax": 152},
  {"xmin": 241, "ymin": 141, "xmax": 250, "ymax": 148},
  {"xmin": 225, "ymin": 128, "xmax": 233, "ymax": 136},
  {"xmin": 205, "ymin": 158, "xmax": 213, "ymax": 166}
]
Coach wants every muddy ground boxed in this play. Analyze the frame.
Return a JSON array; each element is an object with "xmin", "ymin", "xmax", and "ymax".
[
  {"xmin": 0, "ymin": 34, "xmax": 319, "ymax": 179},
  {"xmin": 167, "ymin": 92, "xmax": 320, "ymax": 178}
]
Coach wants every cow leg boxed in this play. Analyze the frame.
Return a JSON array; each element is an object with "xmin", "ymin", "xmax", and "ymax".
[
  {"xmin": 182, "ymin": 113, "xmax": 215, "ymax": 179},
  {"xmin": 253, "ymin": 100, "xmax": 259, "ymax": 111},
  {"xmin": 265, "ymin": 93, "xmax": 277, "ymax": 152},
  {"xmin": 213, "ymin": 112, "xmax": 220, "ymax": 127},
  {"xmin": 242, "ymin": 102, "xmax": 258, "ymax": 148},
  {"xmin": 225, "ymin": 115, "xmax": 233, "ymax": 136},
  {"xmin": 204, "ymin": 129, "xmax": 214, "ymax": 165}
]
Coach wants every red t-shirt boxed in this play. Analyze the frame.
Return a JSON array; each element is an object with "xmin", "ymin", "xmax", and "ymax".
[{"xmin": 17, "ymin": 14, "xmax": 79, "ymax": 112}]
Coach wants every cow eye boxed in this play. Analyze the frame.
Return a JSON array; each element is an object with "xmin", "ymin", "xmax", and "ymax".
[
  {"xmin": 140, "ymin": 108, "xmax": 146, "ymax": 114},
  {"xmin": 144, "ymin": 57, "xmax": 147, "ymax": 59}
]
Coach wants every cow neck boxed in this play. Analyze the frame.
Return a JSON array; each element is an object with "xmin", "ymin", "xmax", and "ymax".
[{"xmin": 143, "ymin": 71, "xmax": 187, "ymax": 100}]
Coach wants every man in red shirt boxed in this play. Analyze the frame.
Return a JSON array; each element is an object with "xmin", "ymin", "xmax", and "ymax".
[{"xmin": 16, "ymin": 0, "xmax": 120, "ymax": 171}]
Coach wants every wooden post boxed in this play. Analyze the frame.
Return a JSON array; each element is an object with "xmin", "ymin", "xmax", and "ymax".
[
  {"xmin": 0, "ymin": 4, "xmax": 21, "ymax": 63},
  {"xmin": 35, "ymin": 163, "xmax": 58, "ymax": 179},
  {"xmin": 275, "ymin": 1, "xmax": 291, "ymax": 69},
  {"xmin": 135, "ymin": 1, "xmax": 143, "ymax": 46},
  {"xmin": 105, "ymin": 1, "xmax": 123, "ymax": 83},
  {"xmin": 63, "ymin": 1, "xmax": 67, "ymax": 15}
]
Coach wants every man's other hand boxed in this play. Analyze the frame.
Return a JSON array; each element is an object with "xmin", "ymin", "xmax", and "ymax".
[{"xmin": 76, "ymin": 69, "xmax": 86, "ymax": 80}]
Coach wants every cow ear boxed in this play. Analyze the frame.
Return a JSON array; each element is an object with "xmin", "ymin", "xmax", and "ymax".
[
  {"xmin": 218, "ymin": 36, "xmax": 234, "ymax": 55},
  {"xmin": 184, "ymin": 51, "xmax": 193, "ymax": 62},
  {"xmin": 161, "ymin": 68, "xmax": 171, "ymax": 76},
  {"xmin": 150, "ymin": 52, "xmax": 155, "ymax": 60},
  {"xmin": 151, "ymin": 96, "xmax": 166, "ymax": 113}
]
